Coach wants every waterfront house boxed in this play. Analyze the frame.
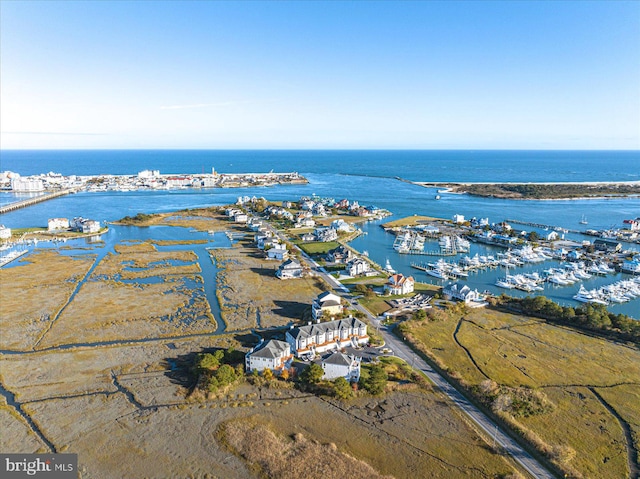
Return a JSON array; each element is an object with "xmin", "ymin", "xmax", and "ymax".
[
  {"xmin": 233, "ymin": 212, "xmax": 248, "ymax": 223},
  {"xmin": 48, "ymin": 218, "xmax": 70, "ymax": 231},
  {"xmin": 385, "ymin": 274, "xmax": 415, "ymax": 295},
  {"xmin": 255, "ymin": 234, "xmax": 275, "ymax": 249},
  {"xmin": 311, "ymin": 291, "xmax": 343, "ymax": 320},
  {"xmin": 314, "ymin": 227, "xmax": 338, "ymax": 242},
  {"xmin": 452, "ymin": 214, "xmax": 465, "ymax": 224},
  {"xmin": 321, "ymin": 352, "xmax": 361, "ymax": 382},
  {"xmin": 331, "ymin": 219, "xmax": 353, "ymax": 232},
  {"xmin": 286, "ymin": 317, "xmax": 368, "ymax": 357},
  {"xmin": 443, "ymin": 282, "xmax": 480, "ymax": 304},
  {"xmin": 266, "ymin": 244, "xmax": 288, "ymax": 261},
  {"xmin": 276, "ymin": 259, "xmax": 304, "ymax": 279},
  {"xmin": 623, "ymin": 218, "xmax": 640, "ymax": 231},
  {"xmin": 81, "ymin": 220, "xmax": 101, "ymax": 234},
  {"xmin": 245, "ymin": 339, "xmax": 293, "ymax": 374},
  {"xmin": 594, "ymin": 239, "xmax": 622, "ymax": 253},
  {"xmin": 545, "ymin": 231, "xmax": 560, "ymax": 241},
  {"xmin": 347, "ymin": 257, "xmax": 370, "ymax": 276},
  {"xmin": 325, "ymin": 245, "xmax": 353, "ymax": 264}
]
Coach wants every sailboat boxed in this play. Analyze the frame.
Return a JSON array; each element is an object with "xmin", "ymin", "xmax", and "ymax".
[
  {"xmin": 384, "ymin": 259, "xmax": 396, "ymax": 274},
  {"xmin": 579, "ymin": 215, "xmax": 588, "ymax": 225}
]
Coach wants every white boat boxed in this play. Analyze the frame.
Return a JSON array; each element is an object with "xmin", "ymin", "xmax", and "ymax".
[
  {"xmin": 384, "ymin": 259, "xmax": 396, "ymax": 274},
  {"xmin": 426, "ymin": 268, "xmax": 448, "ymax": 280},
  {"xmin": 579, "ymin": 215, "xmax": 588, "ymax": 225}
]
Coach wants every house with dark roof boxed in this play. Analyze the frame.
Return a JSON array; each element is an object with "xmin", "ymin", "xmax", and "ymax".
[
  {"xmin": 321, "ymin": 351, "xmax": 361, "ymax": 381},
  {"xmin": 286, "ymin": 317, "xmax": 368, "ymax": 357},
  {"xmin": 245, "ymin": 339, "xmax": 293, "ymax": 373},
  {"xmin": 325, "ymin": 245, "xmax": 354, "ymax": 264}
]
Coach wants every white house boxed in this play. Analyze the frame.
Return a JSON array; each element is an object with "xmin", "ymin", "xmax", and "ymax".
[
  {"xmin": 276, "ymin": 259, "xmax": 304, "ymax": 279},
  {"xmin": 301, "ymin": 233, "xmax": 316, "ymax": 242},
  {"xmin": 347, "ymin": 258, "xmax": 370, "ymax": 277},
  {"xmin": 0, "ymin": 225, "xmax": 11, "ymax": 240},
  {"xmin": 82, "ymin": 220, "xmax": 101, "ymax": 234},
  {"xmin": 233, "ymin": 213, "xmax": 248, "ymax": 223},
  {"xmin": 311, "ymin": 291, "xmax": 343, "ymax": 320},
  {"xmin": 138, "ymin": 170, "xmax": 160, "ymax": 178},
  {"xmin": 385, "ymin": 274, "xmax": 415, "ymax": 295},
  {"xmin": 314, "ymin": 227, "xmax": 338, "ymax": 242},
  {"xmin": 545, "ymin": 231, "xmax": 560, "ymax": 241},
  {"xmin": 266, "ymin": 244, "xmax": 288, "ymax": 261},
  {"xmin": 443, "ymin": 282, "xmax": 480, "ymax": 303},
  {"xmin": 48, "ymin": 218, "xmax": 70, "ymax": 231},
  {"xmin": 245, "ymin": 339, "xmax": 293, "ymax": 373},
  {"xmin": 321, "ymin": 352, "xmax": 361, "ymax": 382},
  {"xmin": 286, "ymin": 317, "xmax": 368, "ymax": 357},
  {"xmin": 331, "ymin": 219, "xmax": 353, "ymax": 232},
  {"xmin": 452, "ymin": 214, "xmax": 465, "ymax": 224}
]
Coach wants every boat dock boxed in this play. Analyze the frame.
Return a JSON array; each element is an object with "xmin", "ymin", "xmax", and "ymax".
[
  {"xmin": 505, "ymin": 218, "xmax": 581, "ymax": 235},
  {"xmin": 0, "ymin": 188, "xmax": 76, "ymax": 215}
]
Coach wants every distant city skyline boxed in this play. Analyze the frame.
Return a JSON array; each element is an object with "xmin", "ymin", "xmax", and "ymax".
[{"xmin": 1, "ymin": 0, "xmax": 639, "ymax": 150}]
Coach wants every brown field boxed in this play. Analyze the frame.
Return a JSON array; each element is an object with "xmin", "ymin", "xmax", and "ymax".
[
  {"xmin": 0, "ymin": 251, "xmax": 95, "ymax": 351},
  {"xmin": 402, "ymin": 307, "xmax": 640, "ymax": 479},
  {"xmin": 213, "ymin": 241, "xmax": 326, "ymax": 330},
  {"xmin": 1, "ymin": 334, "xmax": 522, "ymax": 478}
]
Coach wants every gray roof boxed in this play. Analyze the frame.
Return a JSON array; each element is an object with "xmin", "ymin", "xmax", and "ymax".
[
  {"xmin": 279, "ymin": 259, "xmax": 302, "ymax": 270},
  {"xmin": 288, "ymin": 317, "xmax": 366, "ymax": 340},
  {"xmin": 249, "ymin": 339, "xmax": 291, "ymax": 359},
  {"xmin": 322, "ymin": 351, "xmax": 353, "ymax": 367}
]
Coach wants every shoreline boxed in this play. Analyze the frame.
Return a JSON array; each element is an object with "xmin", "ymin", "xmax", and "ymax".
[{"xmin": 408, "ymin": 180, "xmax": 640, "ymax": 200}]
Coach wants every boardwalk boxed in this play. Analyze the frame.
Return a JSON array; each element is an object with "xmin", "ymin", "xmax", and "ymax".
[{"xmin": 0, "ymin": 189, "xmax": 75, "ymax": 215}]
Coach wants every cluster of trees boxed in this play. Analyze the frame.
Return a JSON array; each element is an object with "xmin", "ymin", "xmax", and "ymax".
[
  {"xmin": 195, "ymin": 349, "xmax": 244, "ymax": 392},
  {"xmin": 297, "ymin": 362, "xmax": 388, "ymax": 399},
  {"xmin": 464, "ymin": 183, "xmax": 640, "ymax": 200},
  {"xmin": 497, "ymin": 295, "xmax": 640, "ymax": 343},
  {"xmin": 353, "ymin": 284, "xmax": 376, "ymax": 298},
  {"xmin": 117, "ymin": 212, "xmax": 154, "ymax": 224}
]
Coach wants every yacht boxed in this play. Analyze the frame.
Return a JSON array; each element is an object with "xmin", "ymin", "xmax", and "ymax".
[
  {"xmin": 384, "ymin": 259, "xmax": 396, "ymax": 274},
  {"xmin": 579, "ymin": 215, "xmax": 588, "ymax": 225}
]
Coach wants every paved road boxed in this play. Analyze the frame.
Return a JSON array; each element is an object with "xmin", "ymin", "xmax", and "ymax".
[
  {"xmin": 263, "ymin": 217, "xmax": 556, "ymax": 478},
  {"xmin": 381, "ymin": 329, "xmax": 555, "ymax": 479}
]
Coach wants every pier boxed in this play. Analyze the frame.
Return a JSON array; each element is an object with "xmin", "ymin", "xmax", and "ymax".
[
  {"xmin": 0, "ymin": 189, "xmax": 76, "ymax": 215},
  {"xmin": 0, "ymin": 249, "xmax": 28, "ymax": 268}
]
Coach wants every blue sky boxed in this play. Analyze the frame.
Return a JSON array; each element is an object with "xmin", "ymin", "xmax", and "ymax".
[{"xmin": 1, "ymin": 1, "xmax": 638, "ymax": 149}]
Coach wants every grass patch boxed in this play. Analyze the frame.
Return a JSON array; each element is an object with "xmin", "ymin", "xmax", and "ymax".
[
  {"xmin": 295, "ymin": 240, "xmax": 340, "ymax": 255},
  {"xmin": 381, "ymin": 215, "xmax": 447, "ymax": 228},
  {"xmin": 401, "ymin": 307, "xmax": 640, "ymax": 479}
]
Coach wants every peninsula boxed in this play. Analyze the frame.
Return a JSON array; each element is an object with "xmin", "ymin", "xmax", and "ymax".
[{"xmin": 414, "ymin": 181, "xmax": 640, "ymax": 200}]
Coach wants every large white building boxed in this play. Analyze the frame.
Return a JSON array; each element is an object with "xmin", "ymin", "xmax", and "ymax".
[
  {"xmin": 443, "ymin": 282, "xmax": 480, "ymax": 304},
  {"xmin": 276, "ymin": 259, "xmax": 304, "ymax": 279},
  {"xmin": 245, "ymin": 339, "xmax": 293, "ymax": 373},
  {"xmin": 11, "ymin": 177, "xmax": 44, "ymax": 192},
  {"xmin": 286, "ymin": 317, "xmax": 368, "ymax": 357}
]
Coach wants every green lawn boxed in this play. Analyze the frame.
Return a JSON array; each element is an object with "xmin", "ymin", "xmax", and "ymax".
[{"xmin": 295, "ymin": 240, "xmax": 340, "ymax": 255}]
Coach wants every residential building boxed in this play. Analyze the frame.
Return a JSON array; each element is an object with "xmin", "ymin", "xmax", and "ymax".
[
  {"xmin": 245, "ymin": 339, "xmax": 293, "ymax": 373},
  {"xmin": 594, "ymin": 239, "xmax": 622, "ymax": 253},
  {"xmin": 234, "ymin": 213, "xmax": 248, "ymax": 223},
  {"xmin": 443, "ymin": 282, "xmax": 480, "ymax": 303},
  {"xmin": 347, "ymin": 257, "xmax": 370, "ymax": 276},
  {"xmin": 82, "ymin": 220, "xmax": 101, "ymax": 234},
  {"xmin": 321, "ymin": 352, "xmax": 361, "ymax": 382},
  {"xmin": 325, "ymin": 245, "xmax": 353, "ymax": 264},
  {"xmin": 623, "ymin": 218, "xmax": 640, "ymax": 231},
  {"xmin": 621, "ymin": 259, "xmax": 640, "ymax": 275},
  {"xmin": 314, "ymin": 227, "xmax": 338, "ymax": 242},
  {"xmin": 48, "ymin": 218, "xmax": 70, "ymax": 231},
  {"xmin": 311, "ymin": 291, "xmax": 343, "ymax": 320},
  {"xmin": 286, "ymin": 317, "xmax": 368, "ymax": 357},
  {"xmin": 385, "ymin": 274, "xmax": 415, "ymax": 295},
  {"xmin": 452, "ymin": 214, "xmax": 465, "ymax": 224},
  {"xmin": 276, "ymin": 259, "xmax": 304, "ymax": 279},
  {"xmin": 331, "ymin": 219, "xmax": 353, "ymax": 232},
  {"xmin": 266, "ymin": 244, "xmax": 288, "ymax": 261},
  {"xmin": 301, "ymin": 233, "xmax": 316, "ymax": 242}
]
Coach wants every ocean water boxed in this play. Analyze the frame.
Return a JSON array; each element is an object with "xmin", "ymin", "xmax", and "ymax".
[{"xmin": 1, "ymin": 149, "xmax": 639, "ymax": 317}]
